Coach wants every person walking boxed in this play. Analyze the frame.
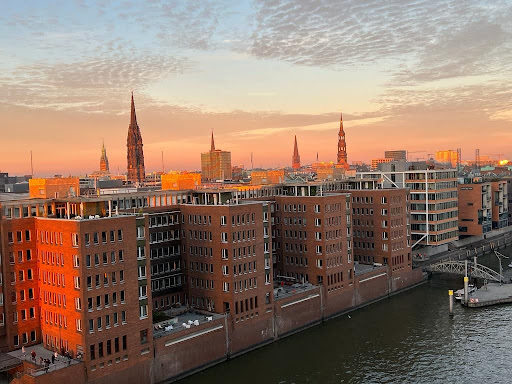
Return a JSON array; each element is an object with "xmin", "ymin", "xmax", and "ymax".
[{"xmin": 30, "ymin": 350, "xmax": 36, "ymax": 363}]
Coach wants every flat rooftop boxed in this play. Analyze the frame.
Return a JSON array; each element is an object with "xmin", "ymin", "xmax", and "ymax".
[
  {"xmin": 8, "ymin": 344, "xmax": 81, "ymax": 376},
  {"xmin": 274, "ymin": 282, "xmax": 318, "ymax": 301},
  {"xmin": 0, "ymin": 192, "xmax": 29, "ymax": 202},
  {"xmin": 354, "ymin": 262, "xmax": 386, "ymax": 276},
  {"xmin": 153, "ymin": 311, "xmax": 224, "ymax": 339}
]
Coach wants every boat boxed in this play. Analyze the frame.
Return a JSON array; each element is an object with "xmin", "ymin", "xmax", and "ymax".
[
  {"xmin": 454, "ymin": 284, "xmax": 477, "ymax": 301},
  {"xmin": 508, "ymin": 262, "xmax": 512, "ymax": 268}
]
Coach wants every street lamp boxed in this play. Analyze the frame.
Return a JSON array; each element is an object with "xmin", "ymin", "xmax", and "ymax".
[{"xmin": 494, "ymin": 249, "xmax": 508, "ymax": 286}]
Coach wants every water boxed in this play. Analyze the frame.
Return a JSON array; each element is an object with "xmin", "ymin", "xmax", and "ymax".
[{"xmin": 179, "ymin": 250, "xmax": 512, "ymax": 384}]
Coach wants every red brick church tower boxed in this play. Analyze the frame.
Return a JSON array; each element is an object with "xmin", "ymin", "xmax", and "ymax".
[
  {"xmin": 337, "ymin": 112, "xmax": 349, "ymax": 170},
  {"xmin": 292, "ymin": 135, "xmax": 301, "ymax": 170},
  {"xmin": 127, "ymin": 93, "xmax": 145, "ymax": 184}
]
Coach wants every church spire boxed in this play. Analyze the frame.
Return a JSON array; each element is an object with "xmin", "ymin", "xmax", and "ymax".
[
  {"xmin": 127, "ymin": 93, "xmax": 145, "ymax": 184},
  {"xmin": 130, "ymin": 92, "xmax": 137, "ymax": 126},
  {"xmin": 100, "ymin": 139, "xmax": 109, "ymax": 173},
  {"xmin": 292, "ymin": 135, "xmax": 301, "ymax": 170},
  {"xmin": 337, "ymin": 112, "xmax": 349, "ymax": 170},
  {"xmin": 211, "ymin": 131, "xmax": 216, "ymax": 151}
]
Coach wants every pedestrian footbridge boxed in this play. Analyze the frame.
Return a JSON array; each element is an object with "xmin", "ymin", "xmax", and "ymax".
[{"xmin": 424, "ymin": 260, "xmax": 503, "ymax": 282}]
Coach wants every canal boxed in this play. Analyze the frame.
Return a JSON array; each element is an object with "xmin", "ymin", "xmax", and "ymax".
[{"xmin": 178, "ymin": 249, "xmax": 512, "ymax": 384}]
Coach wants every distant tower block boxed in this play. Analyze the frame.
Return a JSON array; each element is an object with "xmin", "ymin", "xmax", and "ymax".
[
  {"xmin": 337, "ymin": 112, "xmax": 349, "ymax": 170},
  {"xmin": 292, "ymin": 135, "xmax": 301, "ymax": 170},
  {"xmin": 126, "ymin": 93, "xmax": 145, "ymax": 184},
  {"xmin": 100, "ymin": 140, "xmax": 110, "ymax": 173}
]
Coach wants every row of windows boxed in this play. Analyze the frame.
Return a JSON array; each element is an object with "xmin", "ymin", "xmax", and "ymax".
[
  {"xmin": 12, "ymin": 307, "xmax": 36, "ymax": 322},
  {"xmin": 13, "ymin": 330, "xmax": 37, "ymax": 346},
  {"xmin": 37, "ymin": 230, "xmax": 65, "ymax": 245},
  {"xmin": 8, "ymin": 249, "xmax": 33, "ymax": 264},
  {"xmin": 149, "ymin": 213, "xmax": 180, "ymax": 228},
  {"xmin": 354, "ymin": 242, "xmax": 376, "ymax": 250},
  {"xmin": 89, "ymin": 312, "xmax": 127, "ymax": 333},
  {"xmin": 86, "ymin": 291, "xmax": 126, "ymax": 311},
  {"xmin": 85, "ymin": 272, "xmax": 125, "ymax": 289},
  {"xmin": 284, "ymin": 256, "xmax": 308, "ymax": 266},
  {"xmin": 234, "ymin": 277, "xmax": 258, "ymax": 293},
  {"xmin": 226, "ymin": 261, "xmax": 257, "ymax": 276},
  {"xmin": 150, "ymin": 245, "xmax": 180, "ymax": 259},
  {"xmin": 352, "ymin": 196, "xmax": 374, "ymax": 204},
  {"xmin": 43, "ymin": 310, "xmax": 67, "ymax": 328},
  {"xmin": 86, "ymin": 250, "xmax": 125, "ymax": 267},
  {"xmin": 327, "ymin": 272, "xmax": 344, "ymax": 286},
  {"xmin": 10, "ymin": 269, "xmax": 33, "ymax": 283},
  {"xmin": 41, "ymin": 270, "xmax": 66, "ymax": 287},
  {"xmin": 220, "ymin": 214, "xmax": 257, "ymax": 226},
  {"xmin": 353, "ymin": 219, "xmax": 375, "ymax": 227},
  {"xmin": 39, "ymin": 250, "xmax": 64, "ymax": 266},
  {"xmin": 190, "ymin": 262, "xmax": 213, "ymax": 273},
  {"xmin": 41, "ymin": 290, "xmax": 64, "ymax": 307},
  {"xmin": 190, "ymin": 296, "xmax": 215, "ymax": 311},
  {"xmin": 150, "ymin": 230, "xmax": 179, "ymax": 244},
  {"xmin": 234, "ymin": 296, "xmax": 258, "ymax": 315},
  {"xmin": 6, "ymin": 230, "xmax": 31, "ymax": 243},
  {"xmin": 151, "ymin": 261, "xmax": 181, "ymax": 276},
  {"xmin": 151, "ymin": 275, "xmax": 183, "ymax": 292},
  {"xmin": 153, "ymin": 294, "xmax": 182, "ymax": 310},
  {"xmin": 84, "ymin": 230, "xmax": 123, "ymax": 246},
  {"xmin": 90, "ymin": 335, "xmax": 127, "ymax": 360},
  {"xmin": 190, "ymin": 277, "xmax": 214, "ymax": 290}
]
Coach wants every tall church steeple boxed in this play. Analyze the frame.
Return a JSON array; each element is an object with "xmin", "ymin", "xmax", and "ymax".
[
  {"xmin": 127, "ymin": 93, "xmax": 145, "ymax": 184},
  {"xmin": 337, "ymin": 112, "xmax": 349, "ymax": 170},
  {"xmin": 292, "ymin": 135, "xmax": 301, "ymax": 170},
  {"xmin": 211, "ymin": 131, "xmax": 216, "ymax": 151},
  {"xmin": 100, "ymin": 139, "xmax": 109, "ymax": 173}
]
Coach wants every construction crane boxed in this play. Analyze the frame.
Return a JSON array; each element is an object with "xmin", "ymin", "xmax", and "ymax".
[
  {"xmin": 486, "ymin": 154, "xmax": 504, "ymax": 161},
  {"xmin": 406, "ymin": 150, "xmax": 426, "ymax": 161}
]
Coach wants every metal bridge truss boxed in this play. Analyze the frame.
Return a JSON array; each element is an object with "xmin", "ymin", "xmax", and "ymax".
[{"xmin": 424, "ymin": 260, "xmax": 503, "ymax": 282}]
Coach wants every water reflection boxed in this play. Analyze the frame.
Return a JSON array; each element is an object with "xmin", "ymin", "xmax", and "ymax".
[{"xmin": 179, "ymin": 249, "xmax": 512, "ymax": 384}]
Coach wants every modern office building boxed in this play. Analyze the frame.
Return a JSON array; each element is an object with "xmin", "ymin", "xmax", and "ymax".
[
  {"xmin": 435, "ymin": 150, "xmax": 459, "ymax": 168},
  {"xmin": 458, "ymin": 180, "xmax": 492, "ymax": 236},
  {"xmin": 351, "ymin": 189, "xmax": 411, "ymax": 273},
  {"xmin": 201, "ymin": 133, "xmax": 232, "ymax": 182},
  {"xmin": 384, "ymin": 150, "xmax": 407, "ymax": 162},
  {"xmin": 358, "ymin": 162, "xmax": 459, "ymax": 247}
]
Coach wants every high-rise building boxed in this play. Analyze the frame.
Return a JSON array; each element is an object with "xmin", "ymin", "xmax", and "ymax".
[
  {"xmin": 337, "ymin": 113, "xmax": 349, "ymax": 170},
  {"xmin": 384, "ymin": 150, "xmax": 406, "ymax": 161},
  {"xmin": 351, "ymin": 189, "xmax": 411, "ymax": 271},
  {"xmin": 100, "ymin": 141, "xmax": 110, "ymax": 174},
  {"xmin": 371, "ymin": 158, "xmax": 392, "ymax": 170},
  {"xmin": 435, "ymin": 150, "xmax": 459, "ymax": 168},
  {"xmin": 458, "ymin": 181, "xmax": 492, "ymax": 237},
  {"xmin": 200, "ymin": 133, "xmax": 232, "ymax": 182},
  {"xmin": 161, "ymin": 172, "xmax": 201, "ymax": 191},
  {"xmin": 127, "ymin": 94, "xmax": 145, "ymax": 184},
  {"xmin": 272, "ymin": 190, "xmax": 353, "ymax": 288},
  {"xmin": 357, "ymin": 162, "xmax": 459, "ymax": 246},
  {"xmin": 292, "ymin": 136, "xmax": 301, "ymax": 170}
]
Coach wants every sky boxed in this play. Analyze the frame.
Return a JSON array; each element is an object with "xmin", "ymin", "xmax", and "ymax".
[{"xmin": 1, "ymin": 0, "xmax": 512, "ymax": 176}]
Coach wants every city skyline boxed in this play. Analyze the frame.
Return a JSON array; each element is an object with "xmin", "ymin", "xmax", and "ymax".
[{"xmin": 2, "ymin": 0, "xmax": 512, "ymax": 175}]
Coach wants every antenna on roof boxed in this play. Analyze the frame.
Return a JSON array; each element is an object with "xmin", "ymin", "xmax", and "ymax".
[{"xmin": 30, "ymin": 150, "xmax": 34, "ymax": 177}]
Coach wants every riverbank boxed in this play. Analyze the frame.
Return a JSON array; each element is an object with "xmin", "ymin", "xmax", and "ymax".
[
  {"xmin": 155, "ymin": 266, "xmax": 425, "ymax": 383},
  {"xmin": 178, "ymin": 278, "xmax": 512, "ymax": 384}
]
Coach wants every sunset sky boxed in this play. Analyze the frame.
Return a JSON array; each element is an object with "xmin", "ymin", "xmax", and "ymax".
[{"xmin": 2, "ymin": 0, "xmax": 512, "ymax": 176}]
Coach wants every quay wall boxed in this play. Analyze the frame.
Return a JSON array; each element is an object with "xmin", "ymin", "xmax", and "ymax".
[{"xmin": 153, "ymin": 267, "xmax": 425, "ymax": 383}]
